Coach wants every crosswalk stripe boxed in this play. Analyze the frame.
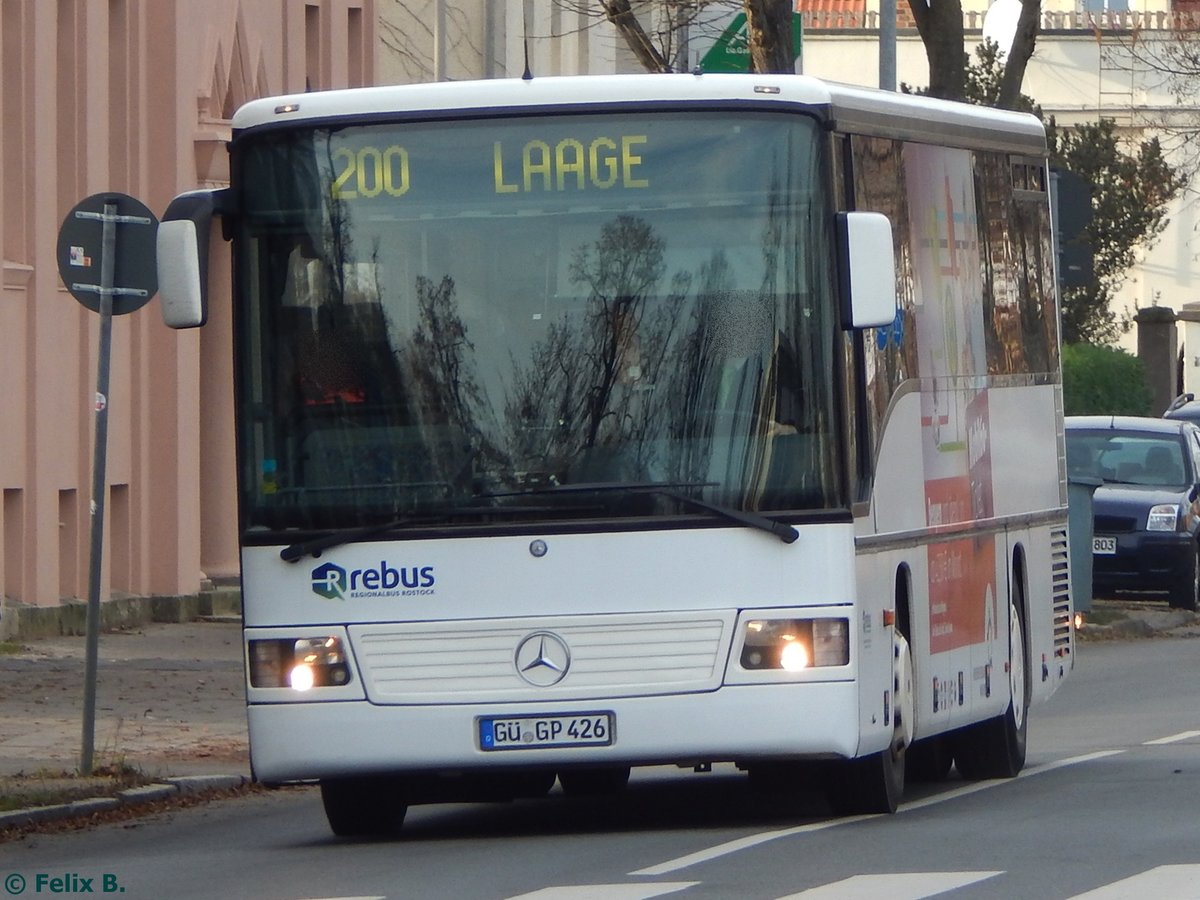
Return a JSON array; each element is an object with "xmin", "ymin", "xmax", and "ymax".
[
  {"xmin": 499, "ymin": 865, "xmax": 1200, "ymax": 900},
  {"xmin": 775, "ymin": 871, "xmax": 1004, "ymax": 899},
  {"xmin": 1065, "ymin": 865, "xmax": 1200, "ymax": 899},
  {"xmin": 505, "ymin": 883, "xmax": 698, "ymax": 899},
  {"xmin": 1143, "ymin": 730, "xmax": 1200, "ymax": 745},
  {"xmin": 629, "ymin": 816, "xmax": 877, "ymax": 876}
]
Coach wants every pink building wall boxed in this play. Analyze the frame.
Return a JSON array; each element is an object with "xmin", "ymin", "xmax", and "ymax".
[{"xmin": 0, "ymin": 0, "xmax": 375, "ymax": 628}]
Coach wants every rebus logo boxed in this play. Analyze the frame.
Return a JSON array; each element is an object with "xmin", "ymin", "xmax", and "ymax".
[
  {"xmin": 309, "ymin": 560, "xmax": 436, "ymax": 600},
  {"xmin": 312, "ymin": 562, "xmax": 348, "ymax": 600}
]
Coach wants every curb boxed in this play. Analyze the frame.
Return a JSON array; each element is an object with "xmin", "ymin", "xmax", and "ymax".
[
  {"xmin": 1077, "ymin": 619, "xmax": 1157, "ymax": 640},
  {"xmin": 0, "ymin": 774, "xmax": 249, "ymax": 831},
  {"xmin": 1077, "ymin": 606, "xmax": 1200, "ymax": 641}
]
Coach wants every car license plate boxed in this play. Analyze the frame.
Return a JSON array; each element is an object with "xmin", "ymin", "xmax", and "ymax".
[
  {"xmin": 479, "ymin": 712, "xmax": 614, "ymax": 751},
  {"xmin": 1093, "ymin": 535, "xmax": 1117, "ymax": 555}
]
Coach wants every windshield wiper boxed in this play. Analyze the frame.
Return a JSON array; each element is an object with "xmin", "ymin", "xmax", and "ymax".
[
  {"xmin": 481, "ymin": 482, "xmax": 799, "ymax": 544},
  {"xmin": 279, "ymin": 503, "xmax": 558, "ymax": 562}
]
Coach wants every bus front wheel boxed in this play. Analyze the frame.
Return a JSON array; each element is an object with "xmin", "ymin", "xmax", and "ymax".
[
  {"xmin": 827, "ymin": 633, "xmax": 912, "ymax": 815},
  {"xmin": 320, "ymin": 777, "xmax": 408, "ymax": 837}
]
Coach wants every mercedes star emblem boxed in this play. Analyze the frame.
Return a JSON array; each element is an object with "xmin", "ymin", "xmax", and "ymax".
[{"xmin": 514, "ymin": 631, "xmax": 571, "ymax": 686}]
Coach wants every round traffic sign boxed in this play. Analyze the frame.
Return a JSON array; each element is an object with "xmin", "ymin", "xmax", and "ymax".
[{"xmin": 56, "ymin": 192, "xmax": 159, "ymax": 315}]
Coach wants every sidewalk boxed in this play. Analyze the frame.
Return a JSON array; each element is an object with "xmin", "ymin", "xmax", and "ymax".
[{"xmin": 0, "ymin": 620, "xmax": 248, "ymax": 780}]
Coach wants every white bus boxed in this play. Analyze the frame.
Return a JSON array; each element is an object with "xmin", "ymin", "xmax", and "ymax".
[{"xmin": 157, "ymin": 73, "xmax": 1073, "ymax": 836}]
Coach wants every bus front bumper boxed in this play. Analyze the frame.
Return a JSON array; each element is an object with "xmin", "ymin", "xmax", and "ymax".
[{"xmin": 247, "ymin": 681, "xmax": 871, "ymax": 784}]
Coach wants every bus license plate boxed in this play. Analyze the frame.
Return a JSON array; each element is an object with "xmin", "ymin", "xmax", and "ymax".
[
  {"xmin": 479, "ymin": 712, "xmax": 613, "ymax": 751},
  {"xmin": 1093, "ymin": 536, "xmax": 1117, "ymax": 555}
]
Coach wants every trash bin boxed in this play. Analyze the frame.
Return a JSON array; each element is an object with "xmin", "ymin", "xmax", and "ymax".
[{"xmin": 1067, "ymin": 476, "xmax": 1102, "ymax": 613}]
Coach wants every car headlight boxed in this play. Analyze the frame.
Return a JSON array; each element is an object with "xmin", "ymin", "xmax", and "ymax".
[
  {"xmin": 1147, "ymin": 504, "xmax": 1181, "ymax": 532},
  {"xmin": 739, "ymin": 618, "xmax": 849, "ymax": 671},
  {"xmin": 249, "ymin": 636, "xmax": 352, "ymax": 689}
]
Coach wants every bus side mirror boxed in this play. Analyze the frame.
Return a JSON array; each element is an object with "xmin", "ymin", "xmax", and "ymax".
[
  {"xmin": 837, "ymin": 211, "xmax": 897, "ymax": 330},
  {"xmin": 157, "ymin": 190, "xmax": 221, "ymax": 329}
]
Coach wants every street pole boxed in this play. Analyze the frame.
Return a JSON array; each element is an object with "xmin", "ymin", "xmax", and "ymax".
[
  {"xmin": 56, "ymin": 192, "xmax": 157, "ymax": 776},
  {"xmin": 879, "ymin": 0, "xmax": 896, "ymax": 91},
  {"xmin": 80, "ymin": 202, "xmax": 117, "ymax": 776}
]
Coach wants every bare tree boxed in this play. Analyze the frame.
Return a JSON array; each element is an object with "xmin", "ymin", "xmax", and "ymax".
[
  {"xmin": 745, "ymin": 0, "xmax": 795, "ymax": 73},
  {"xmin": 1097, "ymin": 16, "xmax": 1200, "ymax": 179},
  {"xmin": 598, "ymin": 0, "xmax": 673, "ymax": 71},
  {"xmin": 380, "ymin": 0, "xmax": 489, "ymax": 82},
  {"xmin": 557, "ymin": 1, "xmax": 794, "ymax": 74},
  {"xmin": 585, "ymin": 0, "xmax": 1040, "ymax": 96},
  {"xmin": 996, "ymin": 0, "xmax": 1041, "ymax": 109},
  {"xmin": 909, "ymin": 0, "xmax": 1040, "ymax": 105}
]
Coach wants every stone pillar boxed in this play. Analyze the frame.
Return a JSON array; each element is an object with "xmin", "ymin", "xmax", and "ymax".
[
  {"xmin": 1136, "ymin": 305, "xmax": 1178, "ymax": 415},
  {"xmin": 1176, "ymin": 302, "xmax": 1200, "ymax": 399}
]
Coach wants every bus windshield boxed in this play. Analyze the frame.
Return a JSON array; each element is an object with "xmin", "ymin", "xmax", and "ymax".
[{"xmin": 234, "ymin": 110, "xmax": 845, "ymax": 533}]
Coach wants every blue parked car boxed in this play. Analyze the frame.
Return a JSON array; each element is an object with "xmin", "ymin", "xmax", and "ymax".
[
  {"xmin": 1164, "ymin": 393, "xmax": 1200, "ymax": 427},
  {"xmin": 1065, "ymin": 415, "xmax": 1200, "ymax": 611}
]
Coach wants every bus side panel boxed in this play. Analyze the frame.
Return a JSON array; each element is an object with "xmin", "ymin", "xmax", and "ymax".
[{"xmin": 851, "ymin": 134, "xmax": 1068, "ymax": 743}]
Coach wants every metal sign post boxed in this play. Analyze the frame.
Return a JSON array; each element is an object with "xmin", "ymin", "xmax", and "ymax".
[{"xmin": 56, "ymin": 193, "xmax": 158, "ymax": 775}]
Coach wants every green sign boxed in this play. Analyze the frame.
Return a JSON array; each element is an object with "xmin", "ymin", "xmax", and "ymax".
[{"xmin": 700, "ymin": 12, "xmax": 804, "ymax": 73}]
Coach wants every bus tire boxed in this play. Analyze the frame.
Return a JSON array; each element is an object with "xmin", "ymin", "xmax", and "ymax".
[
  {"xmin": 906, "ymin": 735, "xmax": 953, "ymax": 783},
  {"xmin": 826, "ymin": 748, "xmax": 904, "ymax": 815},
  {"xmin": 558, "ymin": 766, "xmax": 631, "ymax": 797},
  {"xmin": 952, "ymin": 600, "xmax": 1028, "ymax": 780},
  {"xmin": 827, "ymin": 633, "xmax": 912, "ymax": 815},
  {"xmin": 320, "ymin": 777, "xmax": 408, "ymax": 837}
]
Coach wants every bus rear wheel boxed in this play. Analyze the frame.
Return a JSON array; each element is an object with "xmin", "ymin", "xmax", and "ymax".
[
  {"xmin": 952, "ymin": 601, "xmax": 1028, "ymax": 780},
  {"xmin": 320, "ymin": 776, "xmax": 408, "ymax": 837}
]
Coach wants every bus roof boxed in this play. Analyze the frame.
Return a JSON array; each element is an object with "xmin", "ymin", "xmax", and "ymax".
[{"xmin": 231, "ymin": 73, "xmax": 1047, "ymax": 156}]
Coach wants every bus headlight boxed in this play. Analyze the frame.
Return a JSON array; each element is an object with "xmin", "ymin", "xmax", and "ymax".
[
  {"xmin": 739, "ymin": 618, "xmax": 849, "ymax": 671},
  {"xmin": 249, "ymin": 636, "xmax": 351, "ymax": 689}
]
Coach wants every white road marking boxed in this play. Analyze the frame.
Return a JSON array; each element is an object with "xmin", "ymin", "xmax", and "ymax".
[
  {"xmin": 900, "ymin": 750, "xmax": 1123, "ymax": 813},
  {"xmin": 505, "ymin": 885, "xmax": 697, "ymax": 900},
  {"xmin": 775, "ymin": 871, "xmax": 1004, "ymax": 899},
  {"xmin": 1143, "ymin": 730, "xmax": 1200, "ymax": 745},
  {"xmin": 631, "ymin": 750, "xmax": 1124, "ymax": 876},
  {"xmin": 629, "ymin": 816, "xmax": 876, "ymax": 877},
  {"xmin": 1064, "ymin": 864, "xmax": 1200, "ymax": 899}
]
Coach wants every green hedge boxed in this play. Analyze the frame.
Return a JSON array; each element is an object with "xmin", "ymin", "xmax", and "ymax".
[{"xmin": 1061, "ymin": 342, "xmax": 1152, "ymax": 416}]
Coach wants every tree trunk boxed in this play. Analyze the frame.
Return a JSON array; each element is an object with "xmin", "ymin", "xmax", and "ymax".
[
  {"xmin": 998, "ymin": 0, "xmax": 1042, "ymax": 110},
  {"xmin": 909, "ymin": 0, "xmax": 967, "ymax": 100},
  {"xmin": 600, "ymin": 0, "xmax": 672, "ymax": 72},
  {"xmin": 745, "ymin": 0, "xmax": 795, "ymax": 74}
]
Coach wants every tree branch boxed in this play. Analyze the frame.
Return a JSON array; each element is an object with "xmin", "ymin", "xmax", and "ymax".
[
  {"xmin": 599, "ymin": 0, "xmax": 673, "ymax": 72},
  {"xmin": 998, "ymin": 0, "xmax": 1042, "ymax": 110},
  {"xmin": 745, "ymin": 0, "xmax": 794, "ymax": 74}
]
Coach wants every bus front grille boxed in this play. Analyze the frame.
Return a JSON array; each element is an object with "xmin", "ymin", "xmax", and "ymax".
[{"xmin": 348, "ymin": 612, "xmax": 732, "ymax": 704}]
